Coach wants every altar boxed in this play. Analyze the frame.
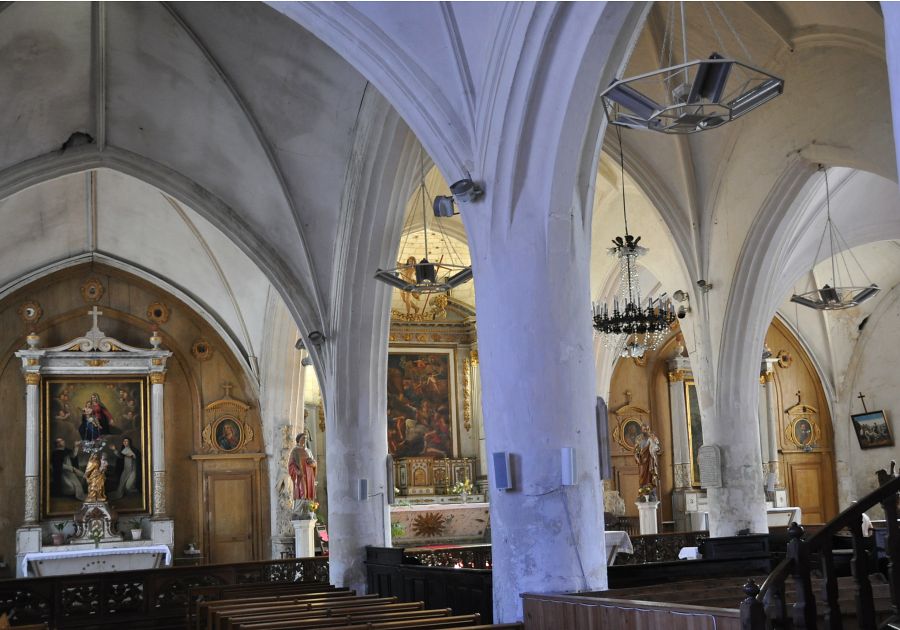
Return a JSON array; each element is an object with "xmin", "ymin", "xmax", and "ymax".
[
  {"xmin": 21, "ymin": 543, "xmax": 171, "ymax": 577},
  {"xmin": 391, "ymin": 502, "xmax": 490, "ymax": 546}
]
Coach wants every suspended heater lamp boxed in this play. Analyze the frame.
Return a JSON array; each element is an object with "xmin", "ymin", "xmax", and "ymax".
[
  {"xmin": 375, "ymin": 153, "xmax": 473, "ymax": 294},
  {"xmin": 601, "ymin": 2, "xmax": 783, "ymax": 134},
  {"xmin": 592, "ymin": 129, "xmax": 675, "ymax": 358},
  {"xmin": 790, "ymin": 167, "xmax": 879, "ymax": 310}
]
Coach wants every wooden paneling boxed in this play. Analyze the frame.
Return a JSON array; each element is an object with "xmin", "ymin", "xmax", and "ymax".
[
  {"xmin": 207, "ymin": 472, "xmax": 255, "ymax": 564},
  {"xmin": 767, "ymin": 318, "xmax": 838, "ymax": 523},
  {"xmin": 0, "ymin": 263, "xmax": 269, "ymax": 561},
  {"xmin": 522, "ymin": 593, "xmax": 741, "ymax": 630}
]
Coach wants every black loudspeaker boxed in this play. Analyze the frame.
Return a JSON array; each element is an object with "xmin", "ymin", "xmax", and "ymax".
[
  {"xmin": 596, "ymin": 397, "xmax": 612, "ymax": 480},
  {"xmin": 386, "ymin": 455, "xmax": 395, "ymax": 504},
  {"xmin": 357, "ymin": 478, "xmax": 369, "ymax": 501},
  {"xmin": 493, "ymin": 452, "xmax": 513, "ymax": 491}
]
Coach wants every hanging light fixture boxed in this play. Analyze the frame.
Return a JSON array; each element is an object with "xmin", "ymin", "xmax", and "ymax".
[
  {"xmin": 790, "ymin": 166, "xmax": 879, "ymax": 310},
  {"xmin": 600, "ymin": 2, "xmax": 783, "ymax": 134},
  {"xmin": 593, "ymin": 128, "xmax": 675, "ymax": 358},
  {"xmin": 375, "ymin": 151, "xmax": 473, "ymax": 294}
]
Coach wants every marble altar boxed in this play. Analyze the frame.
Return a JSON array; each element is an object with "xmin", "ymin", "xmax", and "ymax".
[
  {"xmin": 391, "ymin": 501, "xmax": 489, "ymax": 546},
  {"xmin": 21, "ymin": 544, "xmax": 171, "ymax": 577}
]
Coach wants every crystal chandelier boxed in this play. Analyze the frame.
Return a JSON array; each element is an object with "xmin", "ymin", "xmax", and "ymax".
[
  {"xmin": 600, "ymin": 2, "xmax": 783, "ymax": 134},
  {"xmin": 790, "ymin": 166, "xmax": 879, "ymax": 310},
  {"xmin": 593, "ymin": 129, "xmax": 675, "ymax": 358}
]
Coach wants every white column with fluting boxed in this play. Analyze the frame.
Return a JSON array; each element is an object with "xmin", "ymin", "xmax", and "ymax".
[
  {"xmin": 23, "ymin": 372, "xmax": 41, "ymax": 525},
  {"xmin": 150, "ymin": 372, "xmax": 167, "ymax": 517}
]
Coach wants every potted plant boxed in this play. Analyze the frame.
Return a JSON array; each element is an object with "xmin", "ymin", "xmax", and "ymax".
[
  {"xmin": 51, "ymin": 521, "xmax": 68, "ymax": 546},
  {"xmin": 128, "ymin": 518, "xmax": 144, "ymax": 541}
]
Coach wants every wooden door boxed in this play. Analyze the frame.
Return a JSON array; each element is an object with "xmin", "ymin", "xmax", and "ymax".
[
  {"xmin": 784, "ymin": 454, "xmax": 836, "ymax": 524},
  {"xmin": 206, "ymin": 472, "xmax": 255, "ymax": 564}
]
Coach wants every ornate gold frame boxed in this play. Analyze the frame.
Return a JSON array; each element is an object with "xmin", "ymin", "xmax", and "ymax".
[
  {"xmin": 201, "ymin": 387, "xmax": 254, "ymax": 453},
  {"xmin": 784, "ymin": 400, "xmax": 821, "ymax": 450},
  {"xmin": 612, "ymin": 402, "xmax": 650, "ymax": 452},
  {"xmin": 41, "ymin": 376, "xmax": 151, "ymax": 517}
]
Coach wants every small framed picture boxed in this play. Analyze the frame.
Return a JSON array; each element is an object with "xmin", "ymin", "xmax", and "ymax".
[{"xmin": 851, "ymin": 410, "xmax": 894, "ymax": 449}]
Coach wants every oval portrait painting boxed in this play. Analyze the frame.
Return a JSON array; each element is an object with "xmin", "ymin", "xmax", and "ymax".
[
  {"xmin": 794, "ymin": 418, "xmax": 813, "ymax": 446},
  {"xmin": 215, "ymin": 418, "xmax": 242, "ymax": 452},
  {"xmin": 623, "ymin": 419, "xmax": 642, "ymax": 450}
]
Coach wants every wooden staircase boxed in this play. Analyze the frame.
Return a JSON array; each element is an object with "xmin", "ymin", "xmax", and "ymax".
[{"xmin": 742, "ymin": 464, "xmax": 900, "ymax": 629}]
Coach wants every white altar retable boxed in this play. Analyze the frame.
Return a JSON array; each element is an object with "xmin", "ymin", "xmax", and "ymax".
[{"xmin": 21, "ymin": 544, "xmax": 171, "ymax": 577}]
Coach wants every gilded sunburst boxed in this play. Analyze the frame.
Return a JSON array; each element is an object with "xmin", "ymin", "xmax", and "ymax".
[{"xmin": 412, "ymin": 512, "xmax": 446, "ymax": 537}]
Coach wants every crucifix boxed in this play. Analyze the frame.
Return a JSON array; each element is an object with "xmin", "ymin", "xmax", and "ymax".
[
  {"xmin": 857, "ymin": 392, "xmax": 869, "ymax": 414},
  {"xmin": 223, "ymin": 382, "xmax": 234, "ymax": 398},
  {"xmin": 88, "ymin": 305, "xmax": 103, "ymax": 329}
]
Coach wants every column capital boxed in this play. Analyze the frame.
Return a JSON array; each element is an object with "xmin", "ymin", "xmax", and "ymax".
[
  {"xmin": 24, "ymin": 372, "xmax": 40, "ymax": 386},
  {"xmin": 668, "ymin": 370, "xmax": 686, "ymax": 383},
  {"xmin": 149, "ymin": 372, "xmax": 166, "ymax": 385}
]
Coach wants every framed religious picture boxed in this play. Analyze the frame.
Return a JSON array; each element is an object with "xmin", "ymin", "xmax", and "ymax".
[
  {"xmin": 41, "ymin": 376, "xmax": 151, "ymax": 517},
  {"xmin": 851, "ymin": 410, "xmax": 894, "ymax": 449},
  {"xmin": 386, "ymin": 348, "xmax": 458, "ymax": 459},
  {"xmin": 214, "ymin": 417, "xmax": 243, "ymax": 451},
  {"xmin": 684, "ymin": 381, "xmax": 704, "ymax": 487}
]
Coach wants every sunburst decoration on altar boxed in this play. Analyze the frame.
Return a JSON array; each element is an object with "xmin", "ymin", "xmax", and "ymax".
[{"xmin": 412, "ymin": 512, "xmax": 447, "ymax": 538}]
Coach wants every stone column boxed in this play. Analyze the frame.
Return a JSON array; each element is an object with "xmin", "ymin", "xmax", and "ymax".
[
  {"xmin": 758, "ymin": 374, "xmax": 770, "ymax": 477},
  {"xmin": 471, "ymin": 226, "xmax": 606, "ymax": 622},
  {"xmin": 23, "ymin": 372, "xmax": 41, "ymax": 525},
  {"xmin": 150, "ymin": 371, "xmax": 167, "ymax": 517}
]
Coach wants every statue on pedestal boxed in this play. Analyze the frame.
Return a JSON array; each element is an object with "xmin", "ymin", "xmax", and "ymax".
[
  {"xmin": 71, "ymin": 449, "xmax": 123, "ymax": 544},
  {"xmin": 288, "ymin": 432, "xmax": 317, "ymax": 518},
  {"xmin": 634, "ymin": 423, "xmax": 661, "ymax": 501}
]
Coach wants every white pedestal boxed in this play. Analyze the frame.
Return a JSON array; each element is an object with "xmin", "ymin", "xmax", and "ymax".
[
  {"xmin": 636, "ymin": 500, "xmax": 660, "ymax": 535},
  {"xmin": 293, "ymin": 518, "xmax": 317, "ymax": 558}
]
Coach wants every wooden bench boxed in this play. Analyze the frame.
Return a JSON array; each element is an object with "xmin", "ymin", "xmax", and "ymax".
[
  {"xmin": 211, "ymin": 598, "xmax": 406, "ymax": 630},
  {"xmin": 192, "ymin": 583, "xmax": 349, "ymax": 628},
  {"xmin": 201, "ymin": 591, "xmax": 370, "ymax": 629},
  {"xmin": 216, "ymin": 601, "xmax": 423, "ymax": 630}
]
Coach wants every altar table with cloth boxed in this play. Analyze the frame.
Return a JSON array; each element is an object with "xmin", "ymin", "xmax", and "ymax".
[{"xmin": 21, "ymin": 544, "xmax": 171, "ymax": 577}]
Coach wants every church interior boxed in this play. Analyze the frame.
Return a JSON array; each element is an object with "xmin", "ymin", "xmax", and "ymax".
[{"xmin": 2, "ymin": 1, "xmax": 900, "ymax": 629}]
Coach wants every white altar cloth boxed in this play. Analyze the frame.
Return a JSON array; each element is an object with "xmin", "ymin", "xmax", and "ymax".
[
  {"xmin": 604, "ymin": 530, "xmax": 633, "ymax": 565},
  {"xmin": 22, "ymin": 544, "xmax": 171, "ymax": 577}
]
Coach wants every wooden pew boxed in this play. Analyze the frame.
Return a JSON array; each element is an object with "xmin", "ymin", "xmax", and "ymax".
[
  {"xmin": 234, "ymin": 609, "xmax": 454, "ymax": 629},
  {"xmin": 210, "ymin": 596, "xmax": 394, "ymax": 630},
  {"xmin": 320, "ymin": 614, "xmax": 482, "ymax": 629},
  {"xmin": 202, "ymin": 591, "xmax": 372, "ymax": 629},
  {"xmin": 193, "ymin": 583, "xmax": 349, "ymax": 628},
  {"xmin": 216, "ymin": 602, "xmax": 425, "ymax": 630}
]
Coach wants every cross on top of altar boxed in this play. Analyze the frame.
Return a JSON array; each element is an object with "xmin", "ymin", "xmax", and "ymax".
[{"xmin": 84, "ymin": 306, "xmax": 106, "ymax": 349}]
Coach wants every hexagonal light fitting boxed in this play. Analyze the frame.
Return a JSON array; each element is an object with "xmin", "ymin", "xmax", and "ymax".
[{"xmin": 601, "ymin": 54, "xmax": 784, "ymax": 134}]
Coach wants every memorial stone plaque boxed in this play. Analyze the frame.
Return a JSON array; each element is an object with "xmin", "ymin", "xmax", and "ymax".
[{"xmin": 698, "ymin": 445, "xmax": 722, "ymax": 488}]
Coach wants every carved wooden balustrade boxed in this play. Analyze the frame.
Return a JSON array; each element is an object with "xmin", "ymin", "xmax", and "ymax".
[
  {"xmin": 0, "ymin": 556, "xmax": 329, "ymax": 629},
  {"xmin": 405, "ymin": 545, "xmax": 492, "ymax": 569},
  {"xmin": 742, "ymin": 468, "xmax": 900, "ymax": 630},
  {"xmin": 613, "ymin": 531, "xmax": 709, "ymax": 565}
]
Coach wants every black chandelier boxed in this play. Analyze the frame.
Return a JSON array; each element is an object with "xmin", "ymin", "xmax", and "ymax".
[
  {"xmin": 790, "ymin": 166, "xmax": 879, "ymax": 310},
  {"xmin": 592, "ymin": 129, "xmax": 675, "ymax": 358}
]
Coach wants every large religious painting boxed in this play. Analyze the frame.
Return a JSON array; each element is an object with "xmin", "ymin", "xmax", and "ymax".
[
  {"xmin": 42, "ymin": 377, "xmax": 150, "ymax": 517},
  {"xmin": 851, "ymin": 410, "xmax": 894, "ymax": 450},
  {"xmin": 387, "ymin": 349, "xmax": 457, "ymax": 459},
  {"xmin": 685, "ymin": 381, "xmax": 704, "ymax": 487}
]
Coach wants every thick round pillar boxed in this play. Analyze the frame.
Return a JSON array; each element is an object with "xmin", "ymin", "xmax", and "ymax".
[{"xmin": 473, "ymin": 225, "xmax": 606, "ymax": 621}]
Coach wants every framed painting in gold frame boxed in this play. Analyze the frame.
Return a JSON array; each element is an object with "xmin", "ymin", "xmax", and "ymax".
[
  {"xmin": 42, "ymin": 376, "xmax": 151, "ymax": 517},
  {"xmin": 685, "ymin": 380, "xmax": 704, "ymax": 487},
  {"xmin": 386, "ymin": 347, "xmax": 458, "ymax": 459}
]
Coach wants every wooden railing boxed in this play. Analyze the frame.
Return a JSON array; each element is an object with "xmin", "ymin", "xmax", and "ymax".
[
  {"xmin": 742, "ymin": 468, "xmax": 900, "ymax": 629},
  {"xmin": 405, "ymin": 544, "xmax": 492, "ymax": 569},
  {"xmin": 0, "ymin": 556, "xmax": 328, "ymax": 628}
]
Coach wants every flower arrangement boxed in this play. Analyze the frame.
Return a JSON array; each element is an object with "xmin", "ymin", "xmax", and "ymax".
[
  {"xmin": 90, "ymin": 524, "xmax": 103, "ymax": 548},
  {"xmin": 450, "ymin": 478, "xmax": 473, "ymax": 496},
  {"xmin": 307, "ymin": 501, "xmax": 319, "ymax": 514}
]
